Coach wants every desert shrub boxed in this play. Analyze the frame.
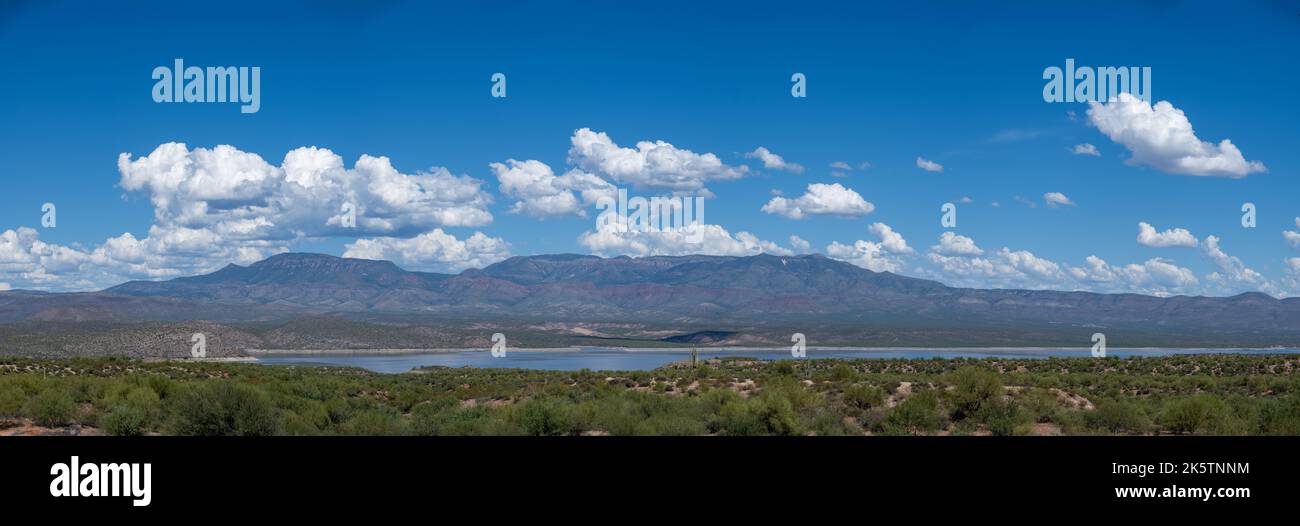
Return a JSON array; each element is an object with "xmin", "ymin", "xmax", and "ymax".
[
  {"xmin": 168, "ymin": 381, "xmax": 280, "ymax": 436},
  {"xmin": 1083, "ymin": 399, "xmax": 1148, "ymax": 434},
  {"xmin": 280, "ymin": 411, "xmax": 324, "ymax": 436},
  {"xmin": 829, "ymin": 365, "xmax": 858, "ymax": 382},
  {"xmin": 843, "ymin": 384, "xmax": 885, "ymax": 411},
  {"xmin": 142, "ymin": 375, "xmax": 177, "ymax": 399},
  {"xmin": 390, "ymin": 385, "xmax": 436, "ymax": 412},
  {"xmin": 641, "ymin": 412, "xmax": 707, "ymax": 436},
  {"xmin": 1161, "ymin": 395, "xmax": 1226, "ymax": 435},
  {"xmin": 881, "ymin": 389, "xmax": 941, "ymax": 434},
  {"xmin": 24, "ymin": 389, "xmax": 77, "ymax": 427},
  {"xmin": 513, "ymin": 397, "xmax": 576, "ymax": 436},
  {"xmin": 709, "ymin": 381, "xmax": 809, "ymax": 436},
  {"xmin": 572, "ymin": 397, "xmax": 634, "ymax": 435},
  {"xmin": 123, "ymin": 387, "xmax": 161, "ymax": 422},
  {"xmin": 323, "ymin": 397, "xmax": 354, "ymax": 427},
  {"xmin": 1256, "ymin": 395, "xmax": 1300, "ymax": 435},
  {"xmin": 411, "ymin": 404, "xmax": 455, "ymax": 436},
  {"xmin": 699, "ymin": 388, "xmax": 742, "ymax": 434},
  {"xmin": 0, "ymin": 378, "xmax": 25, "ymax": 416},
  {"xmin": 102, "ymin": 404, "xmax": 148, "ymax": 436},
  {"xmin": 1017, "ymin": 388, "xmax": 1062, "ymax": 424},
  {"xmin": 979, "ymin": 401, "xmax": 1029, "ymax": 436},
  {"xmin": 414, "ymin": 406, "xmax": 520, "ymax": 436},
  {"xmin": 339, "ymin": 408, "xmax": 407, "ymax": 436},
  {"xmin": 809, "ymin": 410, "xmax": 857, "ymax": 436},
  {"xmin": 100, "ymin": 387, "xmax": 162, "ymax": 435},
  {"xmin": 753, "ymin": 394, "xmax": 802, "ymax": 435},
  {"xmin": 945, "ymin": 367, "xmax": 1003, "ymax": 421},
  {"xmin": 716, "ymin": 398, "xmax": 768, "ymax": 436}
]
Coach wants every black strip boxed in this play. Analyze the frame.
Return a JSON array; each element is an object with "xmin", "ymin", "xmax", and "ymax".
[{"xmin": 1, "ymin": 436, "xmax": 1288, "ymax": 515}]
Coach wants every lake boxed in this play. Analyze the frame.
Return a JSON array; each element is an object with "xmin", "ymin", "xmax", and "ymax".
[{"xmin": 249, "ymin": 347, "xmax": 1300, "ymax": 373}]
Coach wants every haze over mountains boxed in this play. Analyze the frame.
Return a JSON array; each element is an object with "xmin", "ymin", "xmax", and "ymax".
[{"xmin": 1, "ymin": 252, "xmax": 1298, "ymax": 356}]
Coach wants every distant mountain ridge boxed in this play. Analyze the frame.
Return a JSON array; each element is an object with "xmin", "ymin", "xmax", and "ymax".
[
  {"xmin": 1, "ymin": 252, "xmax": 1298, "ymax": 348},
  {"xmin": 106, "ymin": 253, "xmax": 451, "ymax": 312},
  {"xmin": 104, "ymin": 252, "xmax": 959, "ymax": 318}
]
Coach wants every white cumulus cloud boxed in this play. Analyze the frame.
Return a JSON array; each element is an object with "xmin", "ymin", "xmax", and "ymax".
[
  {"xmin": 1086, "ymin": 93, "xmax": 1266, "ymax": 178},
  {"xmin": 118, "ymin": 143, "xmax": 496, "ymax": 238},
  {"xmin": 826, "ymin": 223, "xmax": 913, "ymax": 272},
  {"xmin": 1069, "ymin": 255, "xmax": 1199, "ymax": 295},
  {"xmin": 1043, "ymin": 192, "xmax": 1075, "ymax": 207},
  {"xmin": 567, "ymin": 128, "xmax": 749, "ymax": 193},
  {"xmin": 1200, "ymin": 235, "xmax": 1277, "ymax": 295},
  {"xmin": 1284, "ymin": 217, "xmax": 1300, "ymax": 249},
  {"xmin": 1136, "ymin": 222, "xmax": 1198, "ymax": 248},
  {"xmin": 342, "ymin": 229, "xmax": 511, "ymax": 273},
  {"xmin": 2, "ymin": 143, "xmax": 506, "ymax": 290},
  {"xmin": 788, "ymin": 235, "xmax": 812, "ymax": 254},
  {"xmin": 760, "ymin": 183, "xmax": 875, "ymax": 219},
  {"xmin": 577, "ymin": 222, "xmax": 792, "ymax": 258},
  {"xmin": 1070, "ymin": 143, "xmax": 1100, "ymax": 156},
  {"xmin": 490, "ymin": 159, "xmax": 615, "ymax": 218},
  {"xmin": 931, "ymin": 232, "xmax": 984, "ymax": 256},
  {"xmin": 915, "ymin": 157, "xmax": 944, "ymax": 173},
  {"xmin": 745, "ymin": 147, "xmax": 804, "ymax": 174}
]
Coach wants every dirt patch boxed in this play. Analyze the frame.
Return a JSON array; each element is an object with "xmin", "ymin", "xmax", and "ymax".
[
  {"xmin": 885, "ymin": 381, "xmax": 914, "ymax": 408},
  {"xmin": 728, "ymin": 379, "xmax": 757, "ymax": 397},
  {"xmin": 1050, "ymin": 388, "xmax": 1095, "ymax": 411},
  {"xmin": 0, "ymin": 418, "xmax": 102, "ymax": 436},
  {"xmin": 460, "ymin": 398, "xmax": 511, "ymax": 409}
]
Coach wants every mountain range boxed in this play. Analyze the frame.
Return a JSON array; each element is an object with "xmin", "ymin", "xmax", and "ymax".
[{"xmin": 2, "ymin": 252, "xmax": 1298, "ymax": 356}]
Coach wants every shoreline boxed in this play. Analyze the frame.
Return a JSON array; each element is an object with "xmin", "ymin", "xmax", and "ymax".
[{"xmin": 243, "ymin": 346, "xmax": 1300, "ymax": 356}]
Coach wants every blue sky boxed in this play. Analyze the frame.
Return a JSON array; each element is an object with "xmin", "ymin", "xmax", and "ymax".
[{"xmin": 1, "ymin": 0, "xmax": 1298, "ymax": 296}]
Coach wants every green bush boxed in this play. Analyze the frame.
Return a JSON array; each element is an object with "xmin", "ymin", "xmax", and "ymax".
[
  {"xmin": 1017, "ymin": 388, "xmax": 1062, "ymax": 424},
  {"xmin": 0, "ymin": 379, "xmax": 25, "ymax": 416},
  {"xmin": 945, "ymin": 367, "xmax": 1003, "ymax": 421},
  {"xmin": 979, "ymin": 401, "xmax": 1028, "ymax": 436},
  {"xmin": 641, "ymin": 413, "xmax": 707, "ymax": 436},
  {"xmin": 413, "ymin": 406, "xmax": 520, "ymax": 436},
  {"xmin": 339, "ymin": 408, "xmax": 407, "ymax": 436},
  {"xmin": 1161, "ymin": 395, "xmax": 1226, "ymax": 435},
  {"xmin": 24, "ymin": 389, "xmax": 77, "ymax": 427},
  {"xmin": 168, "ymin": 381, "xmax": 280, "ymax": 436},
  {"xmin": 280, "ymin": 411, "xmax": 324, "ymax": 436},
  {"xmin": 753, "ymin": 394, "xmax": 802, "ymax": 435},
  {"xmin": 882, "ymin": 389, "xmax": 941, "ymax": 434},
  {"xmin": 103, "ymin": 404, "xmax": 148, "ymax": 436},
  {"xmin": 1256, "ymin": 395, "xmax": 1300, "ymax": 435},
  {"xmin": 1084, "ymin": 399, "xmax": 1148, "ymax": 434},
  {"xmin": 829, "ymin": 365, "xmax": 858, "ymax": 382},
  {"xmin": 716, "ymin": 398, "xmax": 768, "ymax": 436},
  {"xmin": 843, "ymin": 384, "xmax": 885, "ymax": 411},
  {"xmin": 513, "ymin": 397, "xmax": 576, "ymax": 436}
]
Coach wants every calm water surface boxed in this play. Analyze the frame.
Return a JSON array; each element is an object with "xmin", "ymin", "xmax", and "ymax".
[{"xmin": 251, "ymin": 347, "xmax": 1300, "ymax": 373}]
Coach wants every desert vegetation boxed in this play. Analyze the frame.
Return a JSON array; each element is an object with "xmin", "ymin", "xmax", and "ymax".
[{"xmin": 1, "ymin": 354, "xmax": 1298, "ymax": 436}]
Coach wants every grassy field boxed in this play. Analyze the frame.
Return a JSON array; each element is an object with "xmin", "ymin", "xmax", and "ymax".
[{"xmin": 2, "ymin": 354, "xmax": 1299, "ymax": 436}]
